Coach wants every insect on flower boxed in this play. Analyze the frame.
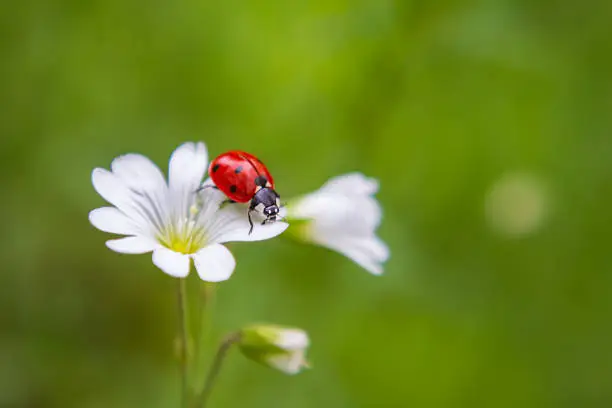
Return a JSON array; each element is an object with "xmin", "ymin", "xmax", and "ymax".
[
  {"xmin": 89, "ymin": 142, "xmax": 288, "ymax": 281},
  {"xmin": 206, "ymin": 151, "xmax": 281, "ymax": 234}
]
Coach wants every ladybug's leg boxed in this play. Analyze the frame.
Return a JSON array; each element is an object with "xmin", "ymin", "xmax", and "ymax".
[
  {"xmin": 261, "ymin": 218, "xmax": 279, "ymax": 225},
  {"xmin": 219, "ymin": 199, "xmax": 237, "ymax": 210},
  {"xmin": 196, "ymin": 184, "xmax": 218, "ymax": 193},
  {"xmin": 247, "ymin": 210, "xmax": 254, "ymax": 235}
]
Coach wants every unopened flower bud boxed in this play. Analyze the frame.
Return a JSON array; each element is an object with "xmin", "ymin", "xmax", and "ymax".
[{"xmin": 238, "ymin": 325, "xmax": 310, "ymax": 375}]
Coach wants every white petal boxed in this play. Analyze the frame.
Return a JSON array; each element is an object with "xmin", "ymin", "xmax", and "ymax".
[
  {"xmin": 169, "ymin": 142, "xmax": 208, "ymax": 194},
  {"xmin": 278, "ymin": 206, "xmax": 288, "ymax": 218},
  {"xmin": 152, "ymin": 247, "xmax": 191, "ymax": 278},
  {"xmin": 92, "ymin": 168, "xmax": 132, "ymax": 210},
  {"xmin": 319, "ymin": 173, "xmax": 379, "ymax": 196},
  {"xmin": 192, "ymin": 244, "xmax": 236, "ymax": 282},
  {"xmin": 196, "ymin": 178, "xmax": 287, "ymax": 244},
  {"xmin": 336, "ymin": 234, "xmax": 390, "ymax": 263},
  {"xmin": 111, "ymin": 153, "xmax": 167, "ymax": 194},
  {"xmin": 168, "ymin": 142, "xmax": 209, "ymax": 225},
  {"xmin": 369, "ymin": 236, "xmax": 390, "ymax": 262},
  {"xmin": 290, "ymin": 193, "xmax": 381, "ymax": 234},
  {"xmin": 343, "ymin": 253, "xmax": 383, "ymax": 275},
  {"xmin": 91, "ymin": 168, "xmax": 160, "ymax": 235},
  {"xmin": 286, "ymin": 173, "xmax": 388, "ymax": 274},
  {"xmin": 195, "ymin": 181, "xmax": 230, "ymax": 221},
  {"xmin": 205, "ymin": 202, "xmax": 288, "ymax": 243},
  {"xmin": 317, "ymin": 234, "xmax": 389, "ymax": 275},
  {"xmin": 89, "ymin": 207, "xmax": 140, "ymax": 235},
  {"xmin": 216, "ymin": 221, "xmax": 289, "ymax": 243},
  {"xmin": 106, "ymin": 236, "xmax": 160, "ymax": 254},
  {"xmin": 199, "ymin": 177, "xmax": 216, "ymax": 189},
  {"xmin": 267, "ymin": 350, "xmax": 308, "ymax": 375},
  {"xmin": 275, "ymin": 330, "xmax": 310, "ymax": 350}
]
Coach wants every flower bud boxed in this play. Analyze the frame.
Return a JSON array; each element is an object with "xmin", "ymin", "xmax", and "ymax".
[{"xmin": 238, "ymin": 325, "xmax": 310, "ymax": 375}]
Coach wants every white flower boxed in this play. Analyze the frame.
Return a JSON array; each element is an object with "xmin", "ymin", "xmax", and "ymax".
[
  {"xmin": 285, "ymin": 173, "xmax": 389, "ymax": 275},
  {"xmin": 238, "ymin": 325, "xmax": 310, "ymax": 375},
  {"xmin": 88, "ymin": 142, "xmax": 288, "ymax": 282}
]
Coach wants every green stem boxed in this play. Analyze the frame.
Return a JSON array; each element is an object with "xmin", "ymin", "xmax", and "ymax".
[
  {"xmin": 195, "ymin": 282, "xmax": 216, "ymax": 367},
  {"xmin": 177, "ymin": 278, "xmax": 190, "ymax": 408},
  {"xmin": 196, "ymin": 333, "xmax": 240, "ymax": 408}
]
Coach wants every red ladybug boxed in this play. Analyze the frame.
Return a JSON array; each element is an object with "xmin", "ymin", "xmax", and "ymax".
[{"xmin": 208, "ymin": 150, "xmax": 280, "ymax": 234}]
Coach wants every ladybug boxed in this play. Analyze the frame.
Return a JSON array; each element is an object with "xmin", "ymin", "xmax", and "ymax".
[{"xmin": 208, "ymin": 150, "xmax": 280, "ymax": 234}]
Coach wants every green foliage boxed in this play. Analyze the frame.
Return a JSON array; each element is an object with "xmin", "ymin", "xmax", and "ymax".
[{"xmin": 1, "ymin": 1, "xmax": 612, "ymax": 407}]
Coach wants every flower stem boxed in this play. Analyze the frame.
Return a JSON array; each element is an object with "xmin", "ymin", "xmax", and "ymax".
[
  {"xmin": 195, "ymin": 282, "xmax": 216, "ymax": 367},
  {"xmin": 195, "ymin": 333, "xmax": 240, "ymax": 408},
  {"xmin": 177, "ymin": 278, "xmax": 190, "ymax": 408}
]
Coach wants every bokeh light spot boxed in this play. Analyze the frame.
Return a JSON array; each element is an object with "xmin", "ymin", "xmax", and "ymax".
[{"xmin": 485, "ymin": 172, "xmax": 549, "ymax": 237}]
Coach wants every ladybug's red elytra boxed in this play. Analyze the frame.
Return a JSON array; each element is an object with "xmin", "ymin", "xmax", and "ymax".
[{"xmin": 207, "ymin": 150, "xmax": 280, "ymax": 234}]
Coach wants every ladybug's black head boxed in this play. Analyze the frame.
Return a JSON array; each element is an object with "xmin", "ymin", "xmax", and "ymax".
[
  {"xmin": 250, "ymin": 186, "xmax": 280, "ymax": 225},
  {"xmin": 263, "ymin": 205, "xmax": 279, "ymax": 220}
]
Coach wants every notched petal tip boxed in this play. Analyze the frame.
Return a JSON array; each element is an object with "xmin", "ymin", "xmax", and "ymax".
[
  {"xmin": 192, "ymin": 244, "xmax": 236, "ymax": 282},
  {"xmin": 110, "ymin": 153, "xmax": 167, "ymax": 192},
  {"xmin": 171, "ymin": 141, "xmax": 209, "ymax": 164},
  {"xmin": 91, "ymin": 168, "xmax": 112, "ymax": 195},
  {"xmin": 177, "ymin": 141, "xmax": 207, "ymax": 153},
  {"xmin": 91, "ymin": 167, "xmax": 107, "ymax": 180},
  {"xmin": 152, "ymin": 247, "xmax": 191, "ymax": 278},
  {"xmin": 89, "ymin": 207, "xmax": 139, "ymax": 235},
  {"xmin": 169, "ymin": 141, "xmax": 209, "ymax": 191},
  {"xmin": 106, "ymin": 236, "xmax": 159, "ymax": 254},
  {"xmin": 110, "ymin": 153, "xmax": 155, "ymax": 172}
]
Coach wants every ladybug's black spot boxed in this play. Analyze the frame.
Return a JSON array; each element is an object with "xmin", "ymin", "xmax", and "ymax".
[
  {"xmin": 255, "ymin": 175, "xmax": 267, "ymax": 187},
  {"xmin": 229, "ymin": 185, "xmax": 237, "ymax": 193},
  {"xmin": 234, "ymin": 165, "xmax": 243, "ymax": 174},
  {"xmin": 212, "ymin": 164, "xmax": 220, "ymax": 173}
]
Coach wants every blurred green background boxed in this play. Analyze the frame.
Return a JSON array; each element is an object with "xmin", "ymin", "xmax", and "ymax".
[{"xmin": 2, "ymin": 1, "xmax": 612, "ymax": 407}]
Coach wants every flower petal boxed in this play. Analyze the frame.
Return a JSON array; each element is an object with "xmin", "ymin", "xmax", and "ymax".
[
  {"xmin": 89, "ymin": 207, "xmax": 141, "ymax": 235},
  {"xmin": 319, "ymin": 172, "xmax": 379, "ymax": 196},
  {"xmin": 106, "ymin": 236, "xmax": 160, "ymax": 254},
  {"xmin": 317, "ymin": 234, "xmax": 388, "ymax": 275},
  {"xmin": 275, "ymin": 329, "xmax": 310, "ymax": 350},
  {"xmin": 91, "ymin": 168, "xmax": 159, "ymax": 235},
  {"xmin": 290, "ymin": 193, "xmax": 382, "ymax": 234},
  {"xmin": 215, "ymin": 221, "xmax": 289, "ymax": 243},
  {"xmin": 168, "ymin": 142, "xmax": 209, "ymax": 225},
  {"xmin": 205, "ymin": 202, "xmax": 289, "ymax": 243},
  {"xmin": 267, "ymin": 350, "xmax": 308, "ymax": 375},
  {"xmin": 169, "ymin": 142, "xmax": 208, "ymax": 194},
  {"xmin": 192, "ymin": 244, "xmax": 236, "ymax": 282},
  {"xmin": 92, "ymin": 168, "xmax": 132, "ymax": 210},
  {"xmin": 111, "ymin": 153, "xmax": 167, "ymax": 195},
  {"xmin": 152, "ymin": 247, "xmax": 191, "ymax": 278}
]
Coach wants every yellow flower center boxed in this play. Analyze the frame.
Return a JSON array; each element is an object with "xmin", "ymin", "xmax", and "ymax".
[{"xmin": 158, "ymin": 204, "xmax": 208, "ymax": 254}]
